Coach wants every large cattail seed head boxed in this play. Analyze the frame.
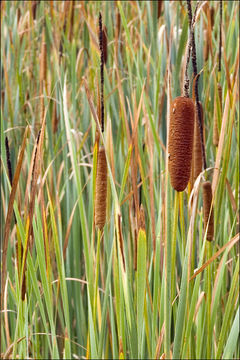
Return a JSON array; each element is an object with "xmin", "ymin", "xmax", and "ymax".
[
  {"xmin": 202, "ymin": 181, "xmax": 214, "ymax": 241},
  {"xmin": 168, "ymin": 96, "xmax": 195, "ymax": 192},
  {"xmin": 95, "ymin": 146, "xmax": 107, "ymax": 229}
]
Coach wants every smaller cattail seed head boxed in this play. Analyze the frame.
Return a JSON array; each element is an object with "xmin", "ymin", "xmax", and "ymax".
[
  {"xmin": 95, "ymin": 147, "xmax": 107, "ymax": 229},
  {"xmin": 202, "ymin": 181, "xmax": 214, "ymax": 241}
]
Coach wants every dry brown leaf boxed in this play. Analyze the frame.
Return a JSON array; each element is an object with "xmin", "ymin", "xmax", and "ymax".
[{"xmin": 190, "ymin": 233, "xmax": 239, "ymax": 281}]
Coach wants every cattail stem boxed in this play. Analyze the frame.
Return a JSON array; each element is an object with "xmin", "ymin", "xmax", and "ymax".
[
  {"xmin": 99, "ymin": 12, "xmax": 104, "ymax": 133},
  {"xmin": 183, "ymin": 38, "xmax": 191, "ymax": 98},
  {"xmin": 187, "ymin": 0, "xmax": 207, "ymax": 171}
]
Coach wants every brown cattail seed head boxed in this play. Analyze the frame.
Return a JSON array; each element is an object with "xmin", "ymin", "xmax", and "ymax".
[
  {"xmin": 202, "ymin": 181, "xmax": 214, "ymax": 241},
  {"xmin": 95, "ymin": 147, "xmax": 107, "ymax": 229},
  {"xmin": 168, "ymin": 96, "xmax": 195, "ymax": 192},
  {"xmin": 193, "ymin": 102, "xmax": 204, "ymax": 183}
]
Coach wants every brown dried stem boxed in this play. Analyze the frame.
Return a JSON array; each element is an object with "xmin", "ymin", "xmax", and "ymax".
[{"xmin": 99, "ymin": 12, "xmax": 104, "ymax": 133}]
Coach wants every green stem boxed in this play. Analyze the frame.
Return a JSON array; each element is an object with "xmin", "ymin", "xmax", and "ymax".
[
  {"xmin": 207, "ymin": 242, "xmax": 212, "ymax": 359},
  {"xmin": 164, "ymin": 175, "xmax": 172, "ymax": 359}
]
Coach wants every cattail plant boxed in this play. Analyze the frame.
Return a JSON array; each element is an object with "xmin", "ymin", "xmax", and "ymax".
[
  {"xmin": 202, "ymin": 181, "xmax": 214, "ymax": 241},
  {"xmin": 168, "ymin": 7, "xmax": 195, "ymax": 192},
  {"xmin": 94, "ymin": 12, "xmax": 107, "ymax": 230},
  {"xmin": 187, "ymin": 0, "xmax": 214, "ymax": 243}
]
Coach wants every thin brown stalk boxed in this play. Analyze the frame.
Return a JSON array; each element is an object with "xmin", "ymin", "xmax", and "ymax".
[{"xmin": 99, "ymin": 12, "xmax": 104, "ymax": 132}]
